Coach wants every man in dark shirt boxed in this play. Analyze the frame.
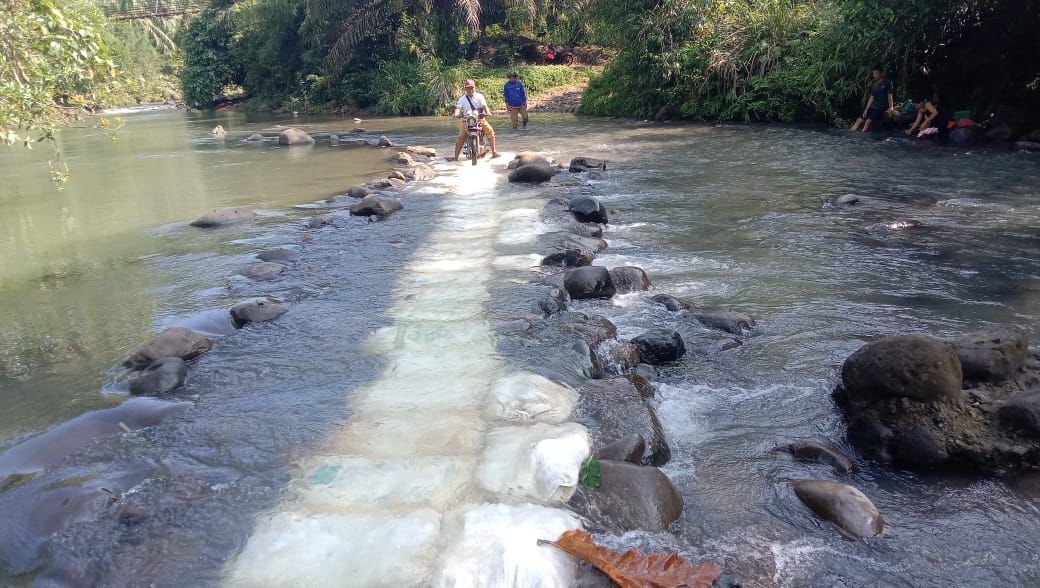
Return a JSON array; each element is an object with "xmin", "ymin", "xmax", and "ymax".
[
  {"xmin": 503, "ymin": 72, "xmax": 529, "ymax": 129},
  {"xmin": 850, "ymin": 65, "xmax": 896, "ymax": 132}
]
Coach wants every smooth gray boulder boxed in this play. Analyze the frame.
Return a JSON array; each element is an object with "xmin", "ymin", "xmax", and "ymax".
[
  {"xmin": 245, "ymin": 133, "xmax": 265, "ymax": 142},
  {"xmin": 350, "ymin": 195, "xmax": 403, "ymax": 217},
  {"xmin": 609, "ymin": 266, "xmax": 651, "ymax": 294},
  {"xmin": 652, "ymin": 294, "xmax": 692, "ymax": 312},
  {"xmin": 129, "ymin": 357, "xmax": 186, "ymax": 395},
  {"xmin": 256, "ymin": 248, "xmax": 299, "ymax": 263},
  {"xmin": 188, "ymin": 207, "xmax": 255, "ymax": 228},
  {"xmin": 841, "ymin": 335, "xmax": 963, "ymax": 403},
  {"xmin": 688, "ymin": 309, "xmax": 755, "ymax": 335},
  {"xmin": 791, "ymin": 480, "xmax": 884, "ymax": 539},
  {"xmin": 568, "ymin": 196, "xmax": 608, "ymax": 224},
  {"xmin": 277, "ymin": 128, "xmax": 315, "ymax": 146},
  {"xmin": 124, "ymin": 327, "xmax": 212, "ymax": 369},
  {"xmin": 230, "ymin": 297, "xmax": 288, "ymax": 327},
  {"xmin": 631, "ymin": 330, "xmax": 686, "ymax": 365},
  {"xmin": 235, "ymin": 262, "xmax": 285, "ymax": 281},
  {"xmin": 954, "ymin": 325, "xmax": 1028, "ymax": 383},
  {"xmin": 835, "ymin": 194, "xmax": 860, "ymax": 205},
  {"xmin": 595, "ymin": 433, "xmax": 646, "ymax": 464},
  {"xmin": 568, "ymin": 460, "xmax": 682, "ymax": 532},
  {"xmin": 564, "ymin": 266, "xmax": 616, "ymax": 300},
  {"xmin": 778, "ymin": 440, "xmax": 857, "ymax": 474},
  {"xmin": 508, "ymin": 163, "xmax": 555, "ymax": 183}
]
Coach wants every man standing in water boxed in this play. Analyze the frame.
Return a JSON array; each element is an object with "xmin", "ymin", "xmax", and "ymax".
[
  {"xmin": 449, "ymin": 79, "xmax": 500, "ymax": 161},
  {"xmin": 850, "ymin": 65, "xmax": 897, "ymax": 132},
  {"xmin": 503, "ymin": 72, "xmax": 529, "ymax": 129}
]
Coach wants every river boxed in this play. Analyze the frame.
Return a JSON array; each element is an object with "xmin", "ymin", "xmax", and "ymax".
[{"xmin": 1, "ymin": 109, "xmax": 1039, "ymax": 586}]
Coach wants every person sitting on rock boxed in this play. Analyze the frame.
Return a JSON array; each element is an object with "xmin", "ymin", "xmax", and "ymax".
[
  {"xmin": 448, "ymin": 79, "xmax": 500, "ymax": 161},
  {"xmin": 850, "ymin": 65, "xmax": 897, "ymax": 132},
  {"xmin": 503, "ymin": 72, "xmax": 529, "ymax": 129}
]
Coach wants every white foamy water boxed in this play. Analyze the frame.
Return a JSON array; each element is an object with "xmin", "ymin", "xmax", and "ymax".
[{"xmin": 226, "ymin": 157, "xmax": 588, "ymax": 586}]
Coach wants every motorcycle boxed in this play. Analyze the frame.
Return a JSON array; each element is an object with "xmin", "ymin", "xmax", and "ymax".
[{"xmin": 460, "ymin": 111, "xmax": 489, "ymax": 166}]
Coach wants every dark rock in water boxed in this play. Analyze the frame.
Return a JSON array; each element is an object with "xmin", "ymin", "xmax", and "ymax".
[
  {"xmin": 542, "ymin": 248, "xmax": 595, "ymax": 268},
  {"xmin": 307, "ymin": 213, "xmax": 336, "ymax": 229},
  {"xmin": 0, "ymin": 398, "xmax": 190, "ymax": 478},
  {"xmin": 388, "ymin": 170, "xmax": 407, "ymax": 181},
  {"xmin": 999, "ymin": 392, "xmax": 1040, "ymax": 437},
  {"xmin": 954, "ymin": 325, "xmax": 1028, "ymax": 383},
  {"xmin": 236, "ymin": 261, "xmax": 286, "ymax": 281},
  {"xmin": 188, "ymin": 207, "xmax": 255, "ymax": 228},
  {"xmin": 572, "ymin": 340, "xmax": 601, "ymax": 379},
  {"xmin": 790, "ymin": 480, "xmax": 884, "ymax": 539},
  {"xmin": 539, "ymin": 287, "xmax": 569, "ymax": 316},
  {"xmin": 245, "ymin": 133, "xmax": 265, "ymax": 142},
  {"xmin": 720, "ymin": 338, "xmax": 743, "ymax": 352},
  {"xmin": 609, "ymin": 266, "xmax": 651, "ymax": 294},
  {"xmin": 567, "ymin": 222, "xmax": 603, "ymax": 238},
  {"xmin": 124, "ymin": 327, "xmax": 213, "ymax": 368},
  {"xmin": 652, "ymin": 293, "xmax": 692, "ymax": 312},
  {"xmin": 561, "ymin": 315, "xmax": 618, "ymax": 347},
  {"xmin": 404, "ymin": 162, "xmax": 437, "ymax": 181},
  {"xmin": 508, "ymin": 151, "xmax": 554, "ymax": 169},
  {"xmin": 231, "ymin": 297, "xmax": 288, "ymax": 327},
  {"xmin": 631, "ymin": 330, "xmax": 686, "ymax": 365},
  {"xmin": 1015, "ymin": 140, "xmax": 1040, "ymax": 152},
  {"xmin": 129, "ymin": 357, "xmax": 186, "ymax": 395},
  {"xmin": 406, "ymin": 145, "xmax": 436, "ymax": 157},
  {"xmin": 561, "ymin": 234, "xmax": 608, "ymax": 253},
  {"xmin": 568, "ymin": 196, "xmax": 608, "ymax": 224},
  {"xmin": 892, "ymin": 425, "xmax": 950, "ymax": 466},
  {"xmin": 841, "ymin": 335, "xmax": 963, "ymax": 403},
  {"xmin": 352, "ymin": 127, "xmax": 366, "ymax": 133},
  {"xmin": 508, "ymin": 163, "xmax": 555, "ymax": 183},
  {"xmin": 779, "ymin": 440, "xmax": 857, "ymax": 474},
  {"xmin": 595, "ymin": 433, "xmax": 646, "ymax": 464},
  {"xmin": 595, "ymin": 340, "xmax": 641, "ymax": 377},
  {"xmin": 570, "ymin": 157, "xmax": 607, "ymax": 173},
  {"xmin": 633, "ymin": 363, "xmax": 658, "ymax": 382},
  {"xmin": 256, "ymin": 248, "xmax": 299, "ymax": 263},
  {"xmin": 350, "ymin": 195, "xmax": 403, "ymax": 217},
  {"xmin": 564, "ymin": 266, "xmax": 616, "ymax": 300},
  {"xmin": 347, "ymin": 185, "xmax": 370, "ymax": 198},
  {"xmin": 688, "ymin": 309, "xmax": 755, "ymax": 335},
  {"xmin": 568, "ymin": 460, "xmax": 682, "ymax": 532},
  {"xmin": 277, "ymin": 127, "xmax": 315, "ymax": 146},
  {"xmin": 577, "ymin": 377, "xmax": 670, "ymax": 466},
  {"xmin": 378, "ymin": 135, "xmax": 393, "ymax": 147},
  {"xmin": 494, "ymin": 319, "xmax": 531, "ymax": 334}
]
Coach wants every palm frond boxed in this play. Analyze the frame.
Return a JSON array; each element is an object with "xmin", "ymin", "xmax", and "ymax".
[
  {"xmin": 454, "ymin": 0, "xmax": 482, "ymax": 33},
  {"xmin": 325, "ymin": 1, "xmax": 389, "ymax": 74}
]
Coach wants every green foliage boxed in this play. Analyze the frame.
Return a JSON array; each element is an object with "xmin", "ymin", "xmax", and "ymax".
[
  {"xmin": 102, "ymin": 21, "xmax": 181, "ymax": 104},
  {"xmin": 579, "ymin": 456, "xmax": 601, "ymax": 489},
  {"xmin": 177, "ymin": 5, "xmax": 242, "ymax": 106}
]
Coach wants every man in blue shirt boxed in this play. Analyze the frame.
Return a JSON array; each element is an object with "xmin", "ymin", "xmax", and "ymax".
[{"xmin": 503, "ymin": 72, "xmax": 529, "ymax": 129}]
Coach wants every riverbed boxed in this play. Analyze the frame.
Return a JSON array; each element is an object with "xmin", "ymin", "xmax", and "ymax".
[{"xmin": 1, "ymin": 109, "xmax": 1039, "ymax": 586}]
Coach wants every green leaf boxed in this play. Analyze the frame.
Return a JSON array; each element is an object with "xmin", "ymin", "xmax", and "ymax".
[{"xmin": 579, "ymin": 456, "xmax": 601, "ymax": 489}]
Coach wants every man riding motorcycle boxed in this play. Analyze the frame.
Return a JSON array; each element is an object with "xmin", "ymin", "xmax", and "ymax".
[{"xmin": 449, "ymin": 79, "xmax": 500, "ymax": 161}]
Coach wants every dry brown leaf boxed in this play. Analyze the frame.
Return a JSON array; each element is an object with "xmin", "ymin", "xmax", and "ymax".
[{"xmin": 538, "ymin": 529, "xmax": 723, "ymax": 588}]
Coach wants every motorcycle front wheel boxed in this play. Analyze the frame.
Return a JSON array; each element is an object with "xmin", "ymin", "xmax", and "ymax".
[{"xmin": 467, "ymin": 135, "xmax": 478, "ymax": 166}]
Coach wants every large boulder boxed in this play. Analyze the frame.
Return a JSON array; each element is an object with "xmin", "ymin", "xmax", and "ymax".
[
  {"xmin": 609, "ymin": 267, "xmax": 651, "ymax": 294},
  {"xmin": 688, "ymin": 309, "xmax": 755, "ymax": 335},
  {"xmin": 841, "ymin": 335, "xmax": 963, "ymax": 404},
  {"xmin": 508, "ymin": 163, "xmax": 555, "ymax": 184},
  {"xmin": 568, "ymin": 460, "xmax": 682, "ymax": 532},
  {"xmin": 124, "ymin": 327, "xmax": 212, "ymax": 369},
  {"xmin": 188, "ymin": 207, "xmax": 255, "ymax": 228},
  {"xmin": 568, "ymin": 196, "xmax": 608, "ymax": 224},
  {"xmin": 508, "ymin": 151, "xmax": 554, "ymax": 169},
  {"xmin": 569, "ymin": 157, "xmax": 607, "ymax": 173},
  {"xmin": 564, "ymin": 267, "xmax": 616, "ymax": 300},
  {"xmin": 230, "ymin": 297, "xmax": 288, "ymax": 328},
  {"xmin": 954, "ymin": 325, "xmax": 1028, "ymax": 383},
  {"xmin": 631, "ymin": 330, "xmax": 686, "ymax": 365},
  {"xmin": 790, "ymin": 480, "xmax": 883, "ymax": 539},
  {"xmin": 128, "ymin": 357, "xmax": 186, "ymax": 395},
  {"xmin": 576, "ymin": 376, "xmax": 670, "ymax": 466},
  {"xmin": 277, "ymin": 128, "xmax": 315, "ymax": 146},
  {"xmin": 235, "ymin": 262, "xmax": 285, "ymax": 281},
  {"xmin": 350, "ymin": 195, "xmax": 403, "ymax": 217}
]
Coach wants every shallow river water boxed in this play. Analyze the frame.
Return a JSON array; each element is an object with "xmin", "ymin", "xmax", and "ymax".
[{"xmin": 1, "ymin": 109, "xmax": 1039, "ymax": 586}]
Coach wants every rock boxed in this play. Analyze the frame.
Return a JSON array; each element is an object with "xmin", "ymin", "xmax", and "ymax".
[
  {"xmin": 985, "ymin": 122, "xmax": 1016, "ymax": 142},
  {"xmin": 347, "ymin": 185, "xmax": 370, "ymax": 198},
  {"xmin": 633, "ymin": 363, "xmax": 658, "ymax": 382},
  {"xmin": 245, "ymin": 133, "xmax": 265, "ymax": 142},
  {"xmin": 329, "ymin": 135, "xmax": 340, "ymax": 145},
  {"xmin": 230, "ymin": 297, "xmax": 288, "ymax": 327},
  {"xmin": 1015, "ymin": 141, "xmax": 1040, "ymax": 152},
  {"xmin": 954, "ymin": 325, "xmax": 1028, "ymax": 383},
  {"xmin": 609, "ymin": 267, "xmax": 651, "ymax": 294},
  {"xmin": 891, "ymin": 425, "xmax": 950, "ymax": 466},
  {"xmin": 235, "ymin": 262, "xmax": 285, "ymax": 281},
  {"xmin": 507, "ymin": 151, "xmax": 554, "ymax": 169},
  {"xmin": 568, "ymin": 196, "xmax": 608, "ymax": 224},
  {"xmin": 999, "ymin": 392, "xmax": 1040, "ymax": 437},
  {"xmin": 352, "ymin": 127, "xmax": 366, "ymax": 133},
  {"xmin": 779, "ymin": 441, "xmax": 856, "ymax": 474},
  {"xmin": 835, "ymin": 194, "xmax": 860, "ymax": 205},
  {"xmin": 652, "ymin": 294, "xmax": 692, "ymax": 312},
  {"xmin": 124, "ymin": 327, "xmax": 213, "ymax": 368},
  {"xmin": 388, "ymin": 170, "xmax": 407, "ymax": 181},
  {"xmin": 542, "ymin": 248, "xmax": 595, "ymax": 268},
  {"xmin": 568, "ymin": 460, "xmax": 682, "ymax": 532},
  {"xmin": 561, "ymin": 315, "xmax": 618, "ymax": 348},
  {"xmin": 350, "ymin": 195, "xmax": 403, "ymax": 217},
  {"xmin": 569, "ymin": 157, "xmax": 607, "ymax": 173},
  {"xmin": 595, "ymin": 433, "xmax": 646, "ymax": 464},
  {"xmin": 188, "ymin": 207, "xmax": 256, "ymax": 228},
  {"xmin": 406, "ymin": 145, "xmax": 436, "ymax": 157},
  {"xmin": 688, "ymin": 310, "xmax": 755, "ymax": 335},
  {"xmin": 307, "ymin": 213, "xmax": 336, "ymax": 229},
  {"xmin": 404, "ymin": 162, "xmax": 436, "ymax": 181},
  {"xmin": 257, "ymin": 248, "xmax": 299, "ymax": 263},
  {"xmin": 508, "ymin": 163, "xmax": 555, "ymax": 183},
  {"xmin": 595, "ymin": 340, "xmax": 641, "ymax": 376},
  {"xmin": 277, "ymin": 128, "xmax": 315, "ymax": 146},
  {"xmin": 790, "ymin": 480, "xmax": 884, "ymax": 539},
  {"xmin": 631, "ymin": 330, "xmax": 686, "ymax": 365},
  {"xmin": 128, "ymin": 357, "xmax": 187, "ymax": 395},
  {"xmin": 561, "ymin": 234, "xmax": 608, "ymax": 253},
  {"xmin": 564, "ymin": 267, "xmax": 616, "ymax": 300},
  {"xmin": 567, "ymin": 222, "xmax": 603, "ymax": 238},
  {"xmin": 390, "ymin": 151, "xmax": 414, "ymax": 165},
  {"xmin": 378, "ymin": 135, "xmax": 393, "ymax": 147},
  {"xmin": 389, "ymin": 177, "xmax": 407, "ymax": 189},
  {"xmin": 841, "ymin": 335, "xmax": 963, "ymax": 403},
  {"xmin": 367, "ymin": 178, "xmax": 405, "ymax": 190},
  {"xmin": 578, "ymin": 377, "xmax": 669, "ymax": 465}
]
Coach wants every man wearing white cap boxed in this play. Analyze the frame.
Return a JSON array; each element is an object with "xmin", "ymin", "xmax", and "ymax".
[{"xmin": 450, "ymin": 79, "xmax": 500, "ymax": 161}]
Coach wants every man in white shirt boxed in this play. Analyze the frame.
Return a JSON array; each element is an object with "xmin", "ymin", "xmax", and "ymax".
[{"xmin": 449, "ymin": 79, "xmax": 500, "ymax": 161}]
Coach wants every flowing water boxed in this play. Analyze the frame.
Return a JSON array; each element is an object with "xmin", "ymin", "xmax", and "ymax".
[{"xmin": 1, "ymin": 109, "xmax": 1040, "ymax": 586}]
